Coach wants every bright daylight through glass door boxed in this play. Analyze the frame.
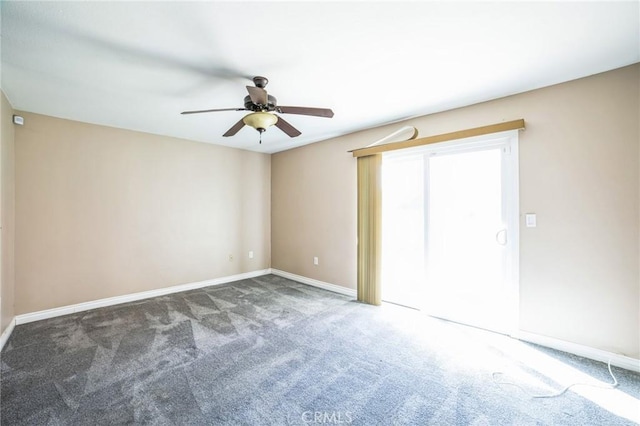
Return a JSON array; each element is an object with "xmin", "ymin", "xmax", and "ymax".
[
  {"xmin": 381, "ymin": 154, "xmax": 425, "ymax": 309},
  {"xmin": 382, "ymin": 133, "xmax": 518, "ymax": 334}
]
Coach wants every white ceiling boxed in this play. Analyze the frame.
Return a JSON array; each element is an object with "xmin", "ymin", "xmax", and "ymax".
[{"xmin": 1, "ymin": 2, "xmax": 638, "ymax": 154}]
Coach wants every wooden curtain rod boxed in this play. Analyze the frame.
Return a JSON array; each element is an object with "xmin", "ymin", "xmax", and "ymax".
[{"xmin": 350, "ymin": 119, "xmax": 525, "ymax": 158}]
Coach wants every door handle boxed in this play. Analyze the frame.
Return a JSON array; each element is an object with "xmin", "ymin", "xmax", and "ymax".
[{"xmin": 495, "ymin": 229, "xmax": 507, "ymax": 245}]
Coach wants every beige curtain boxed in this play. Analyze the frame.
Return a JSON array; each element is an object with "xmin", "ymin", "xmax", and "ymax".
[{"xmin": 357, "ymin": 154, "xmax": 382, "ymax": 305}]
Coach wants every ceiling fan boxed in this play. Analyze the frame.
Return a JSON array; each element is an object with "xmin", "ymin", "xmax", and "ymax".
[{"xmin": 181, "ymin": 76, "xmax": 334, "ymax": 143}]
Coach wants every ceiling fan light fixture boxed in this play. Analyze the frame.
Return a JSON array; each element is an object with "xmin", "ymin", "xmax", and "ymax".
[{"xmin": 243, "ymin": 112, "xmax": 278, "ymax": 133}]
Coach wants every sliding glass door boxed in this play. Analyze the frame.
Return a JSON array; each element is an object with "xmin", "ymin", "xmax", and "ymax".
[{"xmin": 382, "ymin": 132, "xmax": 518, "ymax": 334}]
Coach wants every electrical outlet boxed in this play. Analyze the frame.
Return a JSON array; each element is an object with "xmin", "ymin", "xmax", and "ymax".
[
  {"xmin": 249, "ymin": 251, "xmax": 254, "ymax": 259},
  {"xmin": 313, "ymin": 256, "xmax": 319, "ymax": 265}
]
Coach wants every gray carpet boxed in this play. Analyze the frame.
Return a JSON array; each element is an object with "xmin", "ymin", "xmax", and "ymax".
[{"xmin": 1, "ymin": 274, "xmax": 638, "ymax": 425}]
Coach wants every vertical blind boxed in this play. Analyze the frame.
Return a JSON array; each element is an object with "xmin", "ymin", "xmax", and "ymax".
[{"xmin": 356, "ymin": 154, "xmax": 382, "ymax": 305}]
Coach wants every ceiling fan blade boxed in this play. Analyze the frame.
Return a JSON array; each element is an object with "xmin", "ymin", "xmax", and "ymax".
[
  {"xmin": 274, "ymin": 115, "xmax": 302, "ymax": 138},
  {"xmin": 181, "ymin": 108, "xmax": 246, "ymax": 115},
  {"xmin": 246, "ymin": 86, "xmax": 268, "ymax": 105},
  {"xmin": 277, "ymin": 106, "xmax": 334, "ymax": 118},
  {"xmin": 223, "ymin": 119, "xmax": 246, "ymax": 137}
]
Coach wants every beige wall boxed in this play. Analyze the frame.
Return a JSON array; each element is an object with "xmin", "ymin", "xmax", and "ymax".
[
  {"xmin": 272, "ymin": 138, "xmax": 357, "ymax": 288},
  {"xmin": 1, "ymin": 91, "xmax": 16, "ymax": 334},
  {"xmin": 272, "ymin": 64, "xmax": 640, "ymax": 358},
  {"xmin": 15, "ymin": 113, "xmax": 270, "ymax": 313}
]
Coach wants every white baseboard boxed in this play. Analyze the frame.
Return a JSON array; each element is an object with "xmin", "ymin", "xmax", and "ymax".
[
  {"xmin": 15, "ymin": 269, "xmax": 272, "ymax": 325},
  {"xmin": 271, "ymin": 269, "xmax": 357, "ymax": 298},
  {"xmin": 270, "ymin": 270, "xmax": 639, "ymax": 373},
  {"xmin": 518, "ymin": 330, "xmax": 640, "ymax": 373},
  {"xmin": 0, "ymin": 317, "xmax": 16, "ymax": 351},
  {"xmin": 9, "ymin": 269, "xmax": 637, "ymax": 374}
]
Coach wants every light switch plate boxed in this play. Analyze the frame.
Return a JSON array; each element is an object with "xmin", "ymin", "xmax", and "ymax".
[{"xmin": 525, "ymin": 213, "xmax": 537, "ymax": 228}]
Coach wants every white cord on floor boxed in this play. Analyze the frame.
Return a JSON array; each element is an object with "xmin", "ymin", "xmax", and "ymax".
[{"xmin": 492, "ymin": 359, "xmax": 619, "ymax": 398}]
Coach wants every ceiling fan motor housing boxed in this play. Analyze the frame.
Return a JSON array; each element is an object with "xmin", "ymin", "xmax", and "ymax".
[{"xmin": 244, "ymin": 95, "xmax": 278, "ymax": 111}]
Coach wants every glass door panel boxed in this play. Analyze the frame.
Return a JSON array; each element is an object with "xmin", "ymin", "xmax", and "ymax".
[
  {"xmin": 425, "ymin": 147, "xmax": 508, "ymax": 333},
  {"xmin": 381, "ymin": 154, "xmax": 425, "ymax": 308}
]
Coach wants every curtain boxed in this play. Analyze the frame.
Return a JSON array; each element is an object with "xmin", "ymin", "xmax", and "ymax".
[{"xmin": 357, "ymin": 154, "xmax": 382, "ymax": 305}]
